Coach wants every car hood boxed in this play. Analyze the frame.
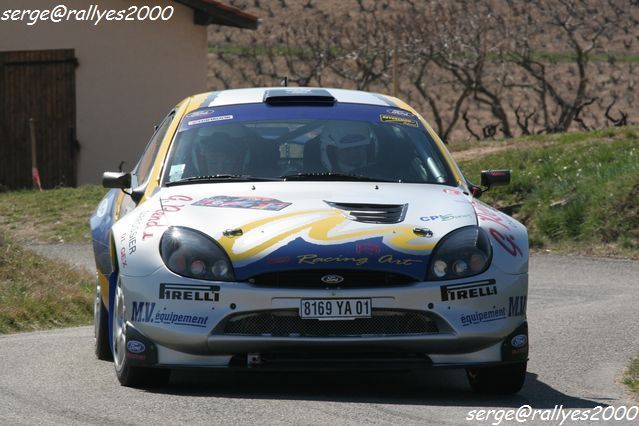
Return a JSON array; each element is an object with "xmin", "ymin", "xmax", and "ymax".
[{"xmin": 132, "ymin": 182, "xmax": 477, "ymax": 280}]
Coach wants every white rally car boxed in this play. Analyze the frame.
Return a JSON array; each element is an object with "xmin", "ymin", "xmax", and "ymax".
[{"xmin": 90, "ymin": 88, "xmax": 529, "ymax": 392}]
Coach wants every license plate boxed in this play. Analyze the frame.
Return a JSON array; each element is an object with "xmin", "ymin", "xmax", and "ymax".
[{"xmin": 299, "ymin": 298, "xmax": 372, "ymax": 319}]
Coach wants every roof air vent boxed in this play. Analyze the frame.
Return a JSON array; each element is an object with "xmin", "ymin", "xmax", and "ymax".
[{"xmin": 264, "ymin": 88, "xmax": 336, "ymax": 105}]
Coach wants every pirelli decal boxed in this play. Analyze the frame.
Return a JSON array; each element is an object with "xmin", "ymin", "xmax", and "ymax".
[
  {"xmin": 159, "ymin": 283, "xmax": 220, "ymax": 302},
  {"xmin": 440, "ymin": 279, "xmax": 497, "ymax": 302}
]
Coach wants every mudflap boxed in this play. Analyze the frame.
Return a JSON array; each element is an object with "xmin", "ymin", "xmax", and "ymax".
[
  {"xmin": 501, "ymin": 321, "xmax": 529, "ymax": 362},
  {"xmin": 124, "ymin": 325, "xmax": 159, "ymax": 367},
  {"xmin": 108, "ymin": 271, "xmax": 117, "ymax": 354}
]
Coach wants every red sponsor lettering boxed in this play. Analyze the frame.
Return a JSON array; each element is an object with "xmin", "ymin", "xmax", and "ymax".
[
  {"xmin": 141, "ymin": 195, "xmax": 192, "ymax": 241},
  {"xmin": 472, "ymin": 201, "xmax": 511, "ymax": 231},
  {"xmin": 119, "ymin": 232, "xmax": 127, "ymax": 267},
  {"xmin": 166, "ymin": 195, "xmax": 192, "ymax": 202},
  {"xmin": 160, "ymin": 204, "xmax": 184, "ymax": 212},
  {"xmin": 266, "ymin": 256, "xmax": 291, "ymax": 265},
  {"xmin": 489, "ymin": 228, "xmax": 522, "ymax": 257},
  {"xmin": 142, "ymin": 210, "xmax": 167, "ymax": 241},
  {"xmin": 356, "ymin": 242, "xmax": 381, "ymax": 255}
]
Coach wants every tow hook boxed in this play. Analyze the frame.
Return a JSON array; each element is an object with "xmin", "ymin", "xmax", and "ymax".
[{"xmin": 247, "ymin": 353, "xmax": 262, "ymax": 367}]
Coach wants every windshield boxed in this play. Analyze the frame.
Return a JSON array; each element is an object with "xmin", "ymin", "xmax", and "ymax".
[{"xmin": 162, "ymin": 103, "xmax": 454, "ymax": 185}]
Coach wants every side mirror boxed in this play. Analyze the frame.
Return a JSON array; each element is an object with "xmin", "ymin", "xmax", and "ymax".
[
  {"xmin": 102, "ymin": 171, "xmax": 131, "ymax": 189},
  {"xmin": 131, "ymin": 187, "xmax": 145, "ymax": 203},
  {"xmin": 481, "ymin": 169, "xmax": 511, "ymax": 189},
  {"xmin": 469, "ymin": 184, "xmax": 483, "ymax": 198}
]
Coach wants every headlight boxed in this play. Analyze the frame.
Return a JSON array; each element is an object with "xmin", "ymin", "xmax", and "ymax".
[
  {"xmin": 427, "ymin": 226, "xmax": 492, "ymax": 281},
  {"xmin": 160, "ymin": 227, "xmax": 235, "ymax": 281}
]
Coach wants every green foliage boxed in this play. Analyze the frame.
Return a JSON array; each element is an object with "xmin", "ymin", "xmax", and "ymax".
[
  {"xmin": 0, "ymin": 186, "xmax": 107, "ymax": 243},
  {"xmin": 0, "ymin": 186, "xmax": 104, "ymax": 333},
  {"xmin": 0, "ymin": 234, "xmax": 93, "ymax": 334},
  {"xmin": 459, "ymin": 126, "xmax": 639, "ymax": 258},
  {"xmin": 625, "ymin": 356, "xmax": 639, "ymax": 396}
]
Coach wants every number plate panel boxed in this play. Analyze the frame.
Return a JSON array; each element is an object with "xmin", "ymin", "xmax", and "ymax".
[{"xmin": 299, "ymin": 298, "xmax": 372, "ymax": 319}]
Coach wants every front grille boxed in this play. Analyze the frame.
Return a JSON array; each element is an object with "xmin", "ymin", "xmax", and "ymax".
[
  {"xmin": 325, "ymin": 201, "xmax": 407, "ymax": 224},
  {"xmin": 248, "ymin": 269, "xmax": 417, "ymax": 288},
  {"xmin": 218, "ymin": 309, "xmax": 439, "ymax": 337}
]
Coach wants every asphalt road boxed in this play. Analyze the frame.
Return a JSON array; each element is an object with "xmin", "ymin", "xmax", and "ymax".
[{"xmin": 1, "ymin": 255, "xmax": 638, "ymax": 425}]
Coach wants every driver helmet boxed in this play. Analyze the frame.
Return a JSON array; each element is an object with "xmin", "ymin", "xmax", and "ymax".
[{"xmin": 320, "ymin": 121, "xmax": 373, "ymax": 173}]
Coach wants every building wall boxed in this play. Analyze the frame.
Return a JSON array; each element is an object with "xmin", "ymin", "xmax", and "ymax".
[{"xmin": 0, "ymin": 0, "xmax": 208, "ymax": 184}]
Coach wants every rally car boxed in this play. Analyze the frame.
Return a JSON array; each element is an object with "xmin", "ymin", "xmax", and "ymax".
[{"xmin": 90, "ymin": 87, "xmax": 529, "ymax": 393}]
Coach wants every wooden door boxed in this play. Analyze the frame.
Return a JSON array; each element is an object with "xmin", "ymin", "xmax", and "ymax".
[{"xmin": 0, "ymin": 49, "xmax": 78, "ymax": 189}]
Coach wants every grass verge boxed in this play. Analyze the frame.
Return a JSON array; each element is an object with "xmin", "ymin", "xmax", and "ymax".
[
  {"xmin": 0, "ymin": 233, "xmax": 93, "ymax": 334},
  {"xmin": 624, "ymin": 357, "xmax": 639, "ymax": 398},
  {"xmin": 0, "ymin": 186, "xmax": 106, "ymax": 244},
  {"xmin": 458, "ymin": 126, "xmax": 639, "ymax": 259}
]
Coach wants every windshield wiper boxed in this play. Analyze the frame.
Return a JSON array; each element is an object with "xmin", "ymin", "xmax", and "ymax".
[
  {"xmin": 280, "ymin": 173, "xmax": 397, "ymax": 183},
  {"xmin": 166, "ymin": 174, "xmax": 283, "ymax": 187}
]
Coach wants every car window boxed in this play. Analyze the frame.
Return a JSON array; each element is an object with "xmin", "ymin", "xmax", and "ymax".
[
  {"xmin": 134, "ymin": 112, "xmax": 174, "ymax": 186},
  {"xmin": 163, "ymin": 104, "xmax": 453, "ymax": 185}
]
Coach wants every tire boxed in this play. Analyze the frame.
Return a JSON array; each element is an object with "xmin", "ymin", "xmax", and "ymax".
[
  {"xmin": 466, "ymin": 362, "xmax": 527, "ymax": 394},
  {"xmin": 112, "ymin": 275, "xmax": 170, "ymax": 387},
  {"xmin": 94, "ymin": 282, "xmax": 113, "ymax": 361}
]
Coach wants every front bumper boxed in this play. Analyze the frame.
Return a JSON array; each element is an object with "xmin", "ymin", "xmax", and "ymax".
[{"xmin": 120, "ymin": 266, "xmax": 528, "ymax": 368}]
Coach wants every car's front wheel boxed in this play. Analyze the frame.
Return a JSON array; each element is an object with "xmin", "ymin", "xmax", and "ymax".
[
  {"xmin": 112, "ymin": 276, "xmax": 170, "ymax": 387},
  {"xmin": 466, "ymin": 362, "xmax": 527, "ymax": 394}
]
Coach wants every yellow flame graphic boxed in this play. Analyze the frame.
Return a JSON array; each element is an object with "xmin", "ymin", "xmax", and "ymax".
[{"xmin": 218, "ymin": 209, "xmax": 434, "ymax": 262}]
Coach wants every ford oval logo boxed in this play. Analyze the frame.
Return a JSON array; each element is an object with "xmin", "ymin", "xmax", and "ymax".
[
  {"xmin": 321, "ymin": 274, "xmax": 344, "ymax": 284},
  {"xmin": 511, "ymin": 334, "xmax": 528, "ymax": 348},
  {"xmin": 127, "ymin": 340, "xmax": 146, "ymax": 354}
]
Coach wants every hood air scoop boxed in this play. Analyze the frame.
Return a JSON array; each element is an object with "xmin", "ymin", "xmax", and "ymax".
[{"xmin": 325, "ymin": 201, "xmax": 407, "ymax": 224}]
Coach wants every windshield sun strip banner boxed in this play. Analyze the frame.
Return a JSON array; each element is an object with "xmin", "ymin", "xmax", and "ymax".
[{"xmin": 177, "ymin": 103, "xmax": 425, "ymax": 133}]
